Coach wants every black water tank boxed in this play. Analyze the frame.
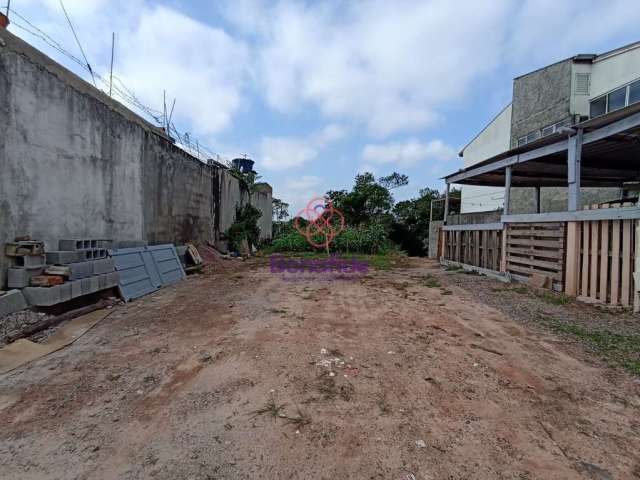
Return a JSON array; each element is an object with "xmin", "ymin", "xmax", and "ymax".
[{"xmin": 232, "ymin": 158, "xmax": 255, "ymax": 174}]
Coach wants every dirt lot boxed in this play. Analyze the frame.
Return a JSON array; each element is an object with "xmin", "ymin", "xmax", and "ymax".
[{"xmin": 1, "ymin": 257, "xmax": 639, "ymax": 480}]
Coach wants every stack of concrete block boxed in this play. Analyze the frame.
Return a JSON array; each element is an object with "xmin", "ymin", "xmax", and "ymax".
[
  {"xmin": 5, "ymin": 238, "xmax": 46, "ymax": 289},
  {"xmin": 20, "ymin": 238, "xmax": 120, "ymax": 307}
]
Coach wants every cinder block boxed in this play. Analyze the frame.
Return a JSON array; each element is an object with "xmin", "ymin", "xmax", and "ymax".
[
  {"xmin": 107, "ymin": 271, "xmax": 120, "ymax": 288},
  {"xmin": 97, "ymin": 240, "xmax": 113, "ymax": 249},
  {"xmin": 46, "ymin": 251, "xmax": 82, "ymax": 265},
  {"xmin": 59, "ymin": 283, "xmax": 72, "ymax": 303},
  {"xmin": 80, "ymin": 278, "xmax": 92, "ymax": 295},
  {"xmin": 31, "ymin": 275, "xmax": 64, "ymax": 287},
  {"xmin": 68, "ymin": 261, "xmax": 94, "ymax": 280},
  {"xmin": 93, "ymin": 258, "xmax": 115, "ymax": 275},
  {"xmin": 59, "ymin": 239, "xmax": 83, "ymax": 251},
  {"xmin": 70, "ymin": 280, "xmax": 83, "ymax": 299},
  {"xmin": 98, "ymin": 274, "xmax": 107, "ymax": 290},
  {"xmin": 22, "ymin": 286, "xmax": 60, "ymax": 307},
  {"xmin": 0, "ymin": 289, "xmax": 28, "ymax": 316},
  {"xmin": 8, "ymin": 267, "xmax": 44, "ymax": 289},
  {"xmin": 80, "ymin": 276, "xmax": 100, "ymax": 295},
  {"xmin": 13, "ymin": 255, "xmax": 46, "ymax": 268}
]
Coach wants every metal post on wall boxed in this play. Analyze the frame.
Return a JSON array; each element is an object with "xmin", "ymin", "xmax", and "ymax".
[{"xmin": 6, "ymin": 0, "xmax": 10, "ymax": 18}]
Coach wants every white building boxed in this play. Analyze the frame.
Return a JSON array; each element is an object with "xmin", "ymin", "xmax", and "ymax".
[{"xmin": 459, "ymin": 41, "xmax": 640, "ymax": 214}]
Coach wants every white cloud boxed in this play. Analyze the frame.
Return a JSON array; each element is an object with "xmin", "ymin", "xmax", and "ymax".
[
  {"xmin": 260, "ymin": 137, "xmax": 318, "ymax": 170},
  {"xmin": 285, "ymin": 175, "xmax": 323, "ymax": 191},
  {"xmin": 362, "ymin": 139, "xmax": 456, "ymax": 167},
  {"xmin": 9, "ymin": 2, "xmax": 249, "ymax": 136},
  {"xmin": 223, "ymin": 0, "xmax": 511, "ymax": 137},
  {"xmin": 260, "ymin": 123, "xmax": 347, "ymax": 170}
]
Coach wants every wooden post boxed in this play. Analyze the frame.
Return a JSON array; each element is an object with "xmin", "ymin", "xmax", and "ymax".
[
  {"xmin": 567, "ymin": 129, "xmax": 583, "ymax": 211},
  {"xmin": 500, "ymin": 225, "xmax": 508, "ymax": 273},
  {"xmin": 504, "ymin": 166, "xmax": 512, "ymax": 215},
  {"xmin": 565, "ymin": 222, "xmax": 580, "ymax": 296},
  {"xmin": 443, "ymin": 184, "xmax": 450, "ymax": 225},
  {"xmin": 534, "ymin": 186, "xmax": 541, "ymax": 213},
  {"xmin": 634, "ymin": 219, "xmax": 640, "ymax": 312}
]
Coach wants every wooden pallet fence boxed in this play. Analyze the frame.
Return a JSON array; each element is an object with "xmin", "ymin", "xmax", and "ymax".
[
  {"xmin": 565, "ymin": 203, "xmax": 638, "ymax": 310},
  {"xmin": 505, "ymin": 222, "xmax": 566, "ymax": 286},
  {"xmin": 442, "ymin": 228, "xmax": 503, "ymax": 271}
]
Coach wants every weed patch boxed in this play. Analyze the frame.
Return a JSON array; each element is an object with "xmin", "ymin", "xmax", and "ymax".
[{"xmin": 547, "ymin": 320, "xmax": 640, "ymax": 375}]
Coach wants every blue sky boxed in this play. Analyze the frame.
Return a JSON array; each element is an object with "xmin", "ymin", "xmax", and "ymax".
[{"xmin": 5, "ymin": 0, "xmax": 640, "ymax": 215}]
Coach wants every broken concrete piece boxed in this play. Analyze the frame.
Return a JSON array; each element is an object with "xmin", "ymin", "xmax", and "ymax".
[
  {"xmin": 0, "ymin": 289, "xmax": 28, "ymax": 316},
  {"xmin": 30, "ymin": 275, "xmax": 64, "ymax": 287},
  {"xmin": 4, "ymin": 241, "xmax": 44, "ymax": 257}
]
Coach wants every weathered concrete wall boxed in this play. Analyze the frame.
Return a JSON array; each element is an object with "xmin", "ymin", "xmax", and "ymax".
[
  {"xmin": 252, "ymin": 183, "xmax": 273, "ymax": 241},
  {"xmin": 510, "ymin": 187, "xmax": 623, "ymax": 213},
  {"xmin": 446, "ymin": 210, "xmax": 502, "ymax": 226},
  {"xmin": 0, "ymin": 29, "xmax": 272, "ymax": 286},
  {"xmin": 511, "ymin": 59, "xmax": 573, "ymax": 147}
]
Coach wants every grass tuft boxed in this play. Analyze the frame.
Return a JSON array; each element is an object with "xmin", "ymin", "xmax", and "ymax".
[
  {"xmin": 547, "ymin": 319, "xmax": 640, "ymax": 375},
  {"xmin": 249, "ymin": 398, "xmax": 287, "ymax": 420}
]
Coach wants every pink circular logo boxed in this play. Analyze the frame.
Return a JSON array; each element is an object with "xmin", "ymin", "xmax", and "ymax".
[{"xmin": 294, "ymin": 197, "xmax": 345, "ymax": 249}]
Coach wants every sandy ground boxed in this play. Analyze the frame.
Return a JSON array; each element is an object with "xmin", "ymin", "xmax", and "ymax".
[{"xmin": 1, "ymin": 258, "xmax": 639, "ymax": 480}]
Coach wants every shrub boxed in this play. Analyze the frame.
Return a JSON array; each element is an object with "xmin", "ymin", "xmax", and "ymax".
[{"xmin": 224, "ymin": 204, "xmax": 262, "ymax": 252}]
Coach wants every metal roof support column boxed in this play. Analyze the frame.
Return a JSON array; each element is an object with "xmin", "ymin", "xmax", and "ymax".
[
  {"xmin": 504, "ymin": 166, "xmax": 512, "ymax": 215},
  {"xmin": 567, "ymin": 129, "xmax": 583, "ymax": 211}
]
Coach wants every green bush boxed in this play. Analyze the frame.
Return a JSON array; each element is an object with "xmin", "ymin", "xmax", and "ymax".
[
  {"xmin": 270, "ymin": 223, "xmax": 392, "ymax": 254},
  {"xmin": 224, "ymin": 204, "xmax": 262, "ymax": 252}
]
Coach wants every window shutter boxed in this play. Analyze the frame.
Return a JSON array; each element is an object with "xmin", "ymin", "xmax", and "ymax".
[{"xmin": 575, "ymin": 73, "xmax": 591, "ymax": 95}]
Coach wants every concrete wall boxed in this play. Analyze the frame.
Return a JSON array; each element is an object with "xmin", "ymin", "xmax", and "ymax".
[
  {"xmin": 459, "ymin": 104, "xmax": 511, "ymax": 213},
  {"xmin": 591, "ymin": 44, "xmax": 640, "ymax": 99},
  {"xmin": 0, "ymin": 29, "xmax": 272, "ymax": 286},
  {"xmin": 510, "ymin": 187, "xmax": 623, "ymax": 214},
  {"xmin": 510, "ymin": 59, "xmax": 573, "ymax": 148},
  {"xmin": 252, "ymin": 183, "xmax": 274, "ymax": 241}
]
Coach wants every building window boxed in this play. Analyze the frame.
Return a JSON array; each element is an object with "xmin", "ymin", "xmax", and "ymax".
[
  {"xmin": 517, "ymin": 136, "xmax": 527, "ymax": 146},
  {"xmin": 608, "ymin": 86, "xmax": 627, "ymax": 112},
  {"xmin": 630, "ymin": 80, "xmax": 640, "ymax": 105},
  {"xmin": 590, "ymin": 96, "xmax": 606, "ymax": 117},
  {"xmin": 541, "ymin": 125, "xmax": 555, "ymax": 137},
  {"xmin": 589, "ymin": 78, "xmax": 640, "ymax": 118}
]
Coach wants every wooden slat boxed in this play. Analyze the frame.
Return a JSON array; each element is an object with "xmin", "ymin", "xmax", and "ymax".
[
  {"xmin": 509, "ymin": 222, "xmax": 564, "ymax": 229},
  {"xmin": 507, "ymin": 247, "xmax": 563, "ymax": 259},
  {"xmin": 508, "ymin": 229, "xmax": 564, "ymax": 238},
  {"xmin": 507, "ymin": 238, "xmax": 564, "ymax": 248},
  {"xmin": 474, "ymin": 230, "xmax": 480, "ymax": 267},
  {"xmin": 634, "ymin": 220, "xmax": 640, "ymax": 313},
  {"xmin": 508, "ymin": 256, "xmax": 562, "ymax": 271},
  {"xmin": 599, "ymin": 217, "xmax": 609, "ymax": 302},
  {"xmin": 621, "ymin": 219, "xmax": 631, "ymax": 307},
  {"xmin": 482, "ymin": 230, "xmax": 488, "ymax": 269},
  {"xmin": 565, "ymin": 222, "xmax": 580, "ymax": 296},
  {"xmin": 590, "ymin": 221, "xmax": 599, "ymax": 300},
  {"xmin": 581, "ymin": 221, "xmax": 589, "ymax": 297},
  {"xmin": 611, "ymin": 220, "xmax": 621, "ymax": 305},
  {"xmin": 508, "ymin": 265, "xmax": 562, "ymax": 281}
]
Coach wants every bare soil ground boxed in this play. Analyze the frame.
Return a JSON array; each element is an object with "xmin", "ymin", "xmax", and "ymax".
[{"xmin": 1, "ymin": 258, "xmax": 639, "ymax": 480}]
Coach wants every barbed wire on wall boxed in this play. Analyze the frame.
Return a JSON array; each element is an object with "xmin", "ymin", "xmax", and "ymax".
[{"xmin": 5, "ymin": 6, "xmax": 232, "ymax": 168}]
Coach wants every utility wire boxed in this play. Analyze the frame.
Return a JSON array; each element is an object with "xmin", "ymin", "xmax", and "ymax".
[
  {"xmin": 59, "ymin": 0, "xmax": 96, "ymax": 86},
  {"xmin": 6, "ymin": 6, "xmax": 231, "ymax": 167}
]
